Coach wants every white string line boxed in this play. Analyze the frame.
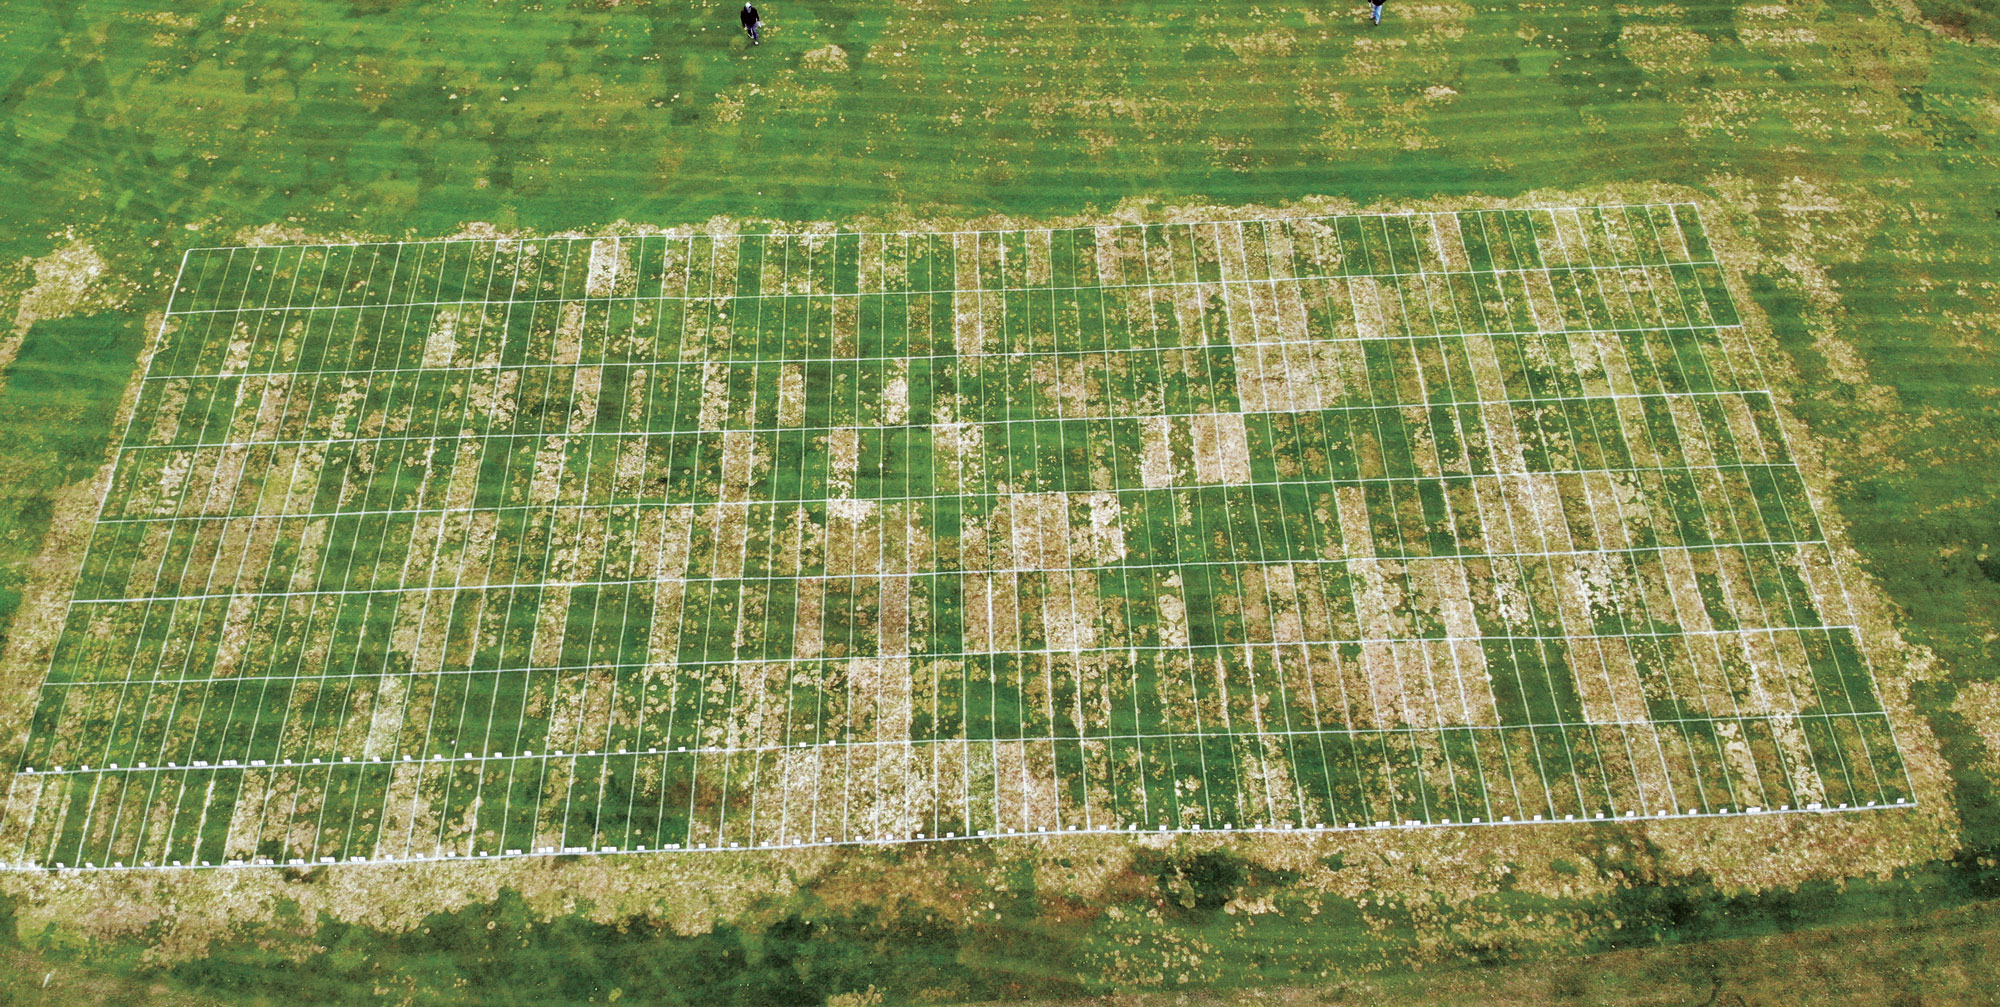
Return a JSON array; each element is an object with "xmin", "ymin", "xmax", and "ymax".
[
  {"xmin": 332, "ymin": 243, "xmax": 459, "ymax": 862},
  {"xmin": 701, "ymin": 236, "xmax": 748, "ymax": 850},
  {"xmin": 682, "ymin": 233, "xmax": 743, "ymax": 851},
  {"xmin": 1431, "ymin": 208, "xmax": 1541, "ymax": 822},
  {"xmin": 135, "ymin": 320, "xmax": 1740, "ymax": 388},
  {"xmin": 641, "ymin": 231, "xmax": 707, "ymax": 852},
  {"xmin": 1428, "ymin": 210, "xmax": 1522, "ymax": 822},
  {"xmin": 62, "ymin": 223, "xmax": 1840, "ymax": 831},
  {"xmin": 136, "ymin": 245, "xmax": 336, "ymax": 867},
  {"xmin": 293, "ymin": 241, "xmax": 428, "ymax": 864},
  {"xmin": 87, "ymin": 457, "xmax": 1817, "ymax": 538},
  {"xmin": 1376, "ymin": 212, "xmax": 1470, "ymax": 823},
  {"xmin": 767, "ymin": 239, "xmax": 806, "ymax": 848},
  {"xmin": 559, "ymin": 238, "xmax": 628, "ymax": 856},
  {"xmin": 324, "ymin": 240, "xmax": 457, "ymax": 863},
  {"xmin": 449, "ymin": 238, "xmax": 576, "ymax": 861},
  {"xmin": 622, "ymin": 231, "xmax": 696, "ymax": 851},
  {"xmin": 1552, "ymin": 210, "xmax": 1744, "ymax": 811},
  {"xmin": 195, "ymin": 245, "xmax": 335, "ymax": 866},
  {"xmin": 195, "ymin": 245, "xmax": 324, "ymax": 864},
  {"xmin": 1075, "ymin": 227, "xmax": 1126, "ymax": 832},
  {"xmin": 523, "ymin": 237, "xmax": 599, "ymax": 858},
  {"xmin": 615, "ymin": 233, "xmax": 688, "ymax": 854},
  {"xmin": 998, "ymin": 230, "xmax": 1033, "ymax": 836},
  {"xmin": 13, "ymin": 708, "xmax": 1900, "ymax": 779},
  {"xmin": 1680, "ymin": 201, "xmax": 1890, "ymax": 802},
  {"xmin": 1116, "ymin": 227, "xmax": 1178, "ymax": 828},
  {"xmin": 589, "ymin": 236, "xmax": 648, "ymax": 854},
  {"xmin": 1496, "ymin": 208, "xmax": 1600, "ymax": 823},
  {"xmin": 27, "ymin": 623, "xmax": 1874, "ymax": 806},
  {"xmin": 608, "ymin": 235, "xmax": 683, "ymax": 852},
  {"xmin": 156, "ymin": 222, "xmax": 1713, "ymax": 311},
  {"xmin": 566, "ymin": 238, "xmax": 663, "ymax": 856},
  {"xmin": 1512, "ymin": 207, "xmax": 1626, "ymax": 814},
  {"xmin": 924, "ymin": 242, "xmax": 948, "ymax": 840},
  {"xmin": 156, "ymin": 259, "xmax": 1856, "ymax": 851},
  {"xmin": 971, "ymin": 232, "xmax": 1004, "ymax": 838},
  {"xmin": 1191, "ymin": 226, "xmax": 1247, "ymax": 827},
  {"xmin": 1136, "ymin": 226, "xmax": 1207, "ymax": 830},
  {"xmin": 602, "ymin": 231, "xmax": 686, "ymax": 853},
  {"xmin": 909, "ymin": 232, "xmax": 938, "ymax": 839},
  {"xmin": 86, "ymin": 247, "xmax": 260, "ymax": 871},
  {"xmin": 152, "ymin": 261, "xmax": 1729, "ymax": 322},
  {"xmin": 1664, "ymin": 202, "xmax": 1844, "ymax": 807},
  {"xmin": 27, "ymin": 467, "xmax": 1832, "ymax": 815},
  {"xmin": 802, "ymin": 232, "xmax": 839, "ymax": 846},
  {"xmin": 1237, "ymin": 219, "xmax": 1344, "ymax": 824},
  {"xmin": 1082, "ymin": 234, "xmax": 1143, "ymax": 830},
  {"xmin": 167, "ymin": 203, "xmax": 1709, "ymax": 256},
  {"xmin": 1296, "ymin": 226, "xmax": 1399, "ymax": 824},
  {"xmin": 247, "ymin": 245, "xmax": 390, "ymax": 869},
  {"xmin": 714, "ymin": 233, "xmax": 763, "ymax": 850},
  {"xmin": 1046, "ymin": 229, "xmax": 1088, "ymax": 832},
  {"xmin": 1164, "ymin": 224, "xmax": 1252, "ymax": 826},
  {"xmin": 3, "ymin": 801, "xmax": 1917, "ymax": 871}
]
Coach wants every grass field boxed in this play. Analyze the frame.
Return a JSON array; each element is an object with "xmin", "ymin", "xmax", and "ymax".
[
  {"xmin": 0, "ymin": 0, "xmax": 1994, "ymax": 1002},
  {"xmin": 1, "ymin": 205, "xmax": 1911, "ymax": 869}
]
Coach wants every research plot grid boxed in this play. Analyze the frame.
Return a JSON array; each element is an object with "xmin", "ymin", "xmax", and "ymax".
[{"xmin": 1, "ymin": 205, "xmax": 1912, "ymax": 870}]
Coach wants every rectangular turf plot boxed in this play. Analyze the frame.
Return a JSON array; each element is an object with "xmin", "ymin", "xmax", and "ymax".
[{"xmin": 0, "ymin": 205, "xmax": 1913, "ymax": 869}]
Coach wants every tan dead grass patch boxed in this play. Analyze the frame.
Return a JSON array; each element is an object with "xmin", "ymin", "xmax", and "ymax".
[
  {"xmin": 2, "ymin": 237, "xmax": 127, "ymax": 375},
  {"xmin": 1139, "ymin": 416, "xmax": 1176, "ymax": 488},
  {"xmin": 1190, "ymin": 411, "xmax": 1252, "ymax": 486}
]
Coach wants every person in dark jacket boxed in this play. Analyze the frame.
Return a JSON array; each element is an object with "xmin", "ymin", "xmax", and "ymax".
[{"xmin": 741, "ymin": 3, "xmax": 762, "ymax": 45}]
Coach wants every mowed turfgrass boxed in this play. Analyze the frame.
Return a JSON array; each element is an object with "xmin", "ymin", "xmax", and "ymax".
[
  {"xmin": 0, "ymin": 0, "xmax": 1994, "ymax": 1000},
  {"xmin": 0, "ymin": 204, "xmax": 1911, "ymax": 870}
]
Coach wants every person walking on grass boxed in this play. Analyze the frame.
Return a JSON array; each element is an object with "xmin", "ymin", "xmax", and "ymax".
[
  {"xmin": 741, "ymin": 3, "xmax": 762, "ymax": 45},
  {"xmin": 1371, "ymin": 0, "xmax": 1384, "ymax": 25}
]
